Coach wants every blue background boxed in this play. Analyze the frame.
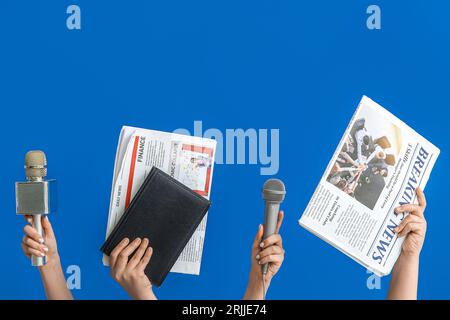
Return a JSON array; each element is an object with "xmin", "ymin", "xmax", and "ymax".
[{"xmin": 1, "ymin": 0, "xmax": 449, "ymax": 299}]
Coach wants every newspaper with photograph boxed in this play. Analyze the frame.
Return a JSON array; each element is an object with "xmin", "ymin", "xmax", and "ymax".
[
  {"xmin": 103, "ymin": 126, "xmax": 216, "ymax": 275},
  {"xmin": 299, "ymin": 96, "xmax": 440, "ymax": 276}
]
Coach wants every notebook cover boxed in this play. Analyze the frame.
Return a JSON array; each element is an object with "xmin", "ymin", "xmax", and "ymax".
[{"xmin": 100, "ymin": 166, "xmax": 211, "ymax": 287}]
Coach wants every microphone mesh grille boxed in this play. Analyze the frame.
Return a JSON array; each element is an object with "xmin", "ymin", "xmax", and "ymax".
[
  {"xmin": 25, "ymin": 150, "xmax": 47, "ymax": 178},
  {"xmin": 263, "ymin": 179, "xmax": 286, "ymax": 202}
]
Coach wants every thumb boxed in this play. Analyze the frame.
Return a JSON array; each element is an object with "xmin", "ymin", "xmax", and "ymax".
[
  {"xmin": 275, "ymin": 211, "xmax": 284, "ymax": 234},
  {"xmin": 42, "ymin": 216, "xmax": 55, "ymax": 240},
  {"xmin": 252, "ymin": 224, "xmax": 264, "ymax": 251}
]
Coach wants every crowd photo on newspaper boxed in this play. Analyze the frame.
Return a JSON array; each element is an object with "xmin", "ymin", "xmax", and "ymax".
[{"xmin": 327, "ymin": 115, "xmax": 399, "ymax": 210}]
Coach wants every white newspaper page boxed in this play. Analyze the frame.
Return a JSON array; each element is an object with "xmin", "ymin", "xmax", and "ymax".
[
  {"xmin": 299, "ymin": 96, "xmax": 440, "ymax": 276},
  {"xmin": 103, "ymin": 126, "xmax": 217, "ymax": 275}
]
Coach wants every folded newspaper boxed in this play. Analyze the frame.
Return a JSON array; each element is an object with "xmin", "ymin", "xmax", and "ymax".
[
  {"xmin": 299, "ymin": 96, "xmax": 440, "ymax": 276},
  {"xmin": 103, "ymin": 126, "xmax": 216, "ymax": 275}
]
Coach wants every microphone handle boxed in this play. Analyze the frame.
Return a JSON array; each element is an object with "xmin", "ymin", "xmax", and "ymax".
[
  {"xmin": 31, "ymin": 214, "xmax": 45, "ymax": 267},
  {"xmin": 262, "ymin": 201, "xmax": 280, "ymax": 274}
]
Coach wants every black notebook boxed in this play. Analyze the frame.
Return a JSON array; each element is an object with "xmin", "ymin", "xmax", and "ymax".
[{"xmin": 101, "ymin": 167, "xmax": 211, "ymax": 287}]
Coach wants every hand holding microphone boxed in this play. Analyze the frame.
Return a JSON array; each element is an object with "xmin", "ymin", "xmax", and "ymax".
[
  {"xmin": 16, "ymin": 151, "xmax": 57, "ymax": 267},
  {"xmin": 22, "ymin": 214, "xmax": 59, "ymax": 268},
  {"xmin": 244, "ymin": 179, "xmax": 286, "ymax": 300},
  {"xmin": 260, "ymin": 179, "xmax": 286, "ymax": 275},
  {"xmin": 255, "ymin": 212, "xmax": 284, "ymax": 285}
]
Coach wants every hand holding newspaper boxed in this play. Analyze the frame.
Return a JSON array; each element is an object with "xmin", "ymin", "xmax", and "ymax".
[
  {"xmin": 103, "ymin": 126, "xmax": 216, "ymax": 275},
  {"xmin": 299, "ymin": 96, "xmax": 439, "ymax": 276}
]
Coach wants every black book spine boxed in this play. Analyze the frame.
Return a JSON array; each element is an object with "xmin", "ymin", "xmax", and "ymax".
[{"xmin": 100, "ymin": 167, "xmax": 158, "ymax": 254}]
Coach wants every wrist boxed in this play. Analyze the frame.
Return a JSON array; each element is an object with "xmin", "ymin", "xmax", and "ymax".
[
  {"xmin": 244, "ymin": 271, "xmax": 269, "ymax": 300},
  {"xmin": 399, "ymin": 251, "xmax": 420, "ymax": 264},
  {"xmin": 248, "ymin": 270, "xmax": 270, "ymax": 291},
  {"xmin": 38, "ymin": 253, "xmax": 61, "ymax": 274},
  {"xmin": 248, "ymin": 271, "xmax": 262, "ymax": 285},
  {"xmin": 132, "ymin": 287, "xmax": 156, "ymax": 300}
]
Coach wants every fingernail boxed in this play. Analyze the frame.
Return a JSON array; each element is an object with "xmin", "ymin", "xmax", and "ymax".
[
  {"xmin": 260, "ymin": 242, "xmax": 264, "ymax": 248},
  {"xmin": 259, "ymin": 224, "xmax": 262, "ymax": 230},
  {"xmin": 39, "ymin": 238, "xmax": 44, "ymax": 244},
  {"xmin": 256, "ymin": 254, "xmax": 260, "ymax": 260},
  {"xmin": 394, "ymin": 228, "xmax": 399, "ymax": 232},
  {"xmin": 258, "ymin": 261, "xmax": 262, "ymax": 265},
  {"xmin": 40, "ymin": 252, "xmax": 46, "ymax": 257},
  {"xmin": 43, "ymin": 246, "xmax": 49, "ymax": 252}
]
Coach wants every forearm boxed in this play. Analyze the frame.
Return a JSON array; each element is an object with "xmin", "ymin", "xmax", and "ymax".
[
  {"xmin": 143, "ymin": 291, "xmax": 157, "ymax": 300},
  {"xmin": 39, "ymin": 255, "xmax": 73, "ymax": 300},
  {"xmin": 136, "ymin": 292, "xmax": 157, "ymax": 300},
  {"xmin": 387, "ymin": 254, "xmax": 419, "ymax": 300},
  {"xmin": 343, "ymin": 153, "xmax": 357, "ymax": 166},
  {"xmin": 131, "ymin": 288, "xmax": 157, "ymax": 300},
  {"xmin": 243, "ymin": 272, "xmax": 268, "ymax": 300}
]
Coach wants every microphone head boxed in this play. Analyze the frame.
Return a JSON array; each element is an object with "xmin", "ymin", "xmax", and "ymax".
[
  {"xmin": 25, "ymin": 150, "xmax": 47, "ymax": 180},
  {"xmin": 262, "ymin": 179, "xmax": 286, "ymax": 203}
]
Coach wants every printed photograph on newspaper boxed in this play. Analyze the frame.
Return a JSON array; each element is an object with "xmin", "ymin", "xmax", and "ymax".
[{"xmin": 327, "ymin": 105, "xmax": 402, "ymax": 210}]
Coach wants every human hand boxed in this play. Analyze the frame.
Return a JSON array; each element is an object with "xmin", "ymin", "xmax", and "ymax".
[
  {"xmin": 109, "ymin": 237, "xmax": 156, "ymax": 300},
  {"xmin": 22, "ymin": 215, "xmax": 59, "ymax": 269},
  {"xmin": 244, "ymin": 211, "xmax": 284, "ymax": 299},
  {"xmin": 394, "ymin": 188, "xmax": 427, "ymax": 259}
]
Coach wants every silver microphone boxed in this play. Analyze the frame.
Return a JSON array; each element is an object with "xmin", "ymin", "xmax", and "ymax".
[
  {"xmin": 16, "ymin": 151, "xmax": 57, "ymax": 266},
  {"xmin": 262, "ymin": 179, "xmax": 286, "ymax": 275}
]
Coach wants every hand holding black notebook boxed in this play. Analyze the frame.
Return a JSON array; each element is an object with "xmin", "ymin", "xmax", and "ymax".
[{"xmin": 101, "ymin": 167, "xmax": 211, "ymax": 287}]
